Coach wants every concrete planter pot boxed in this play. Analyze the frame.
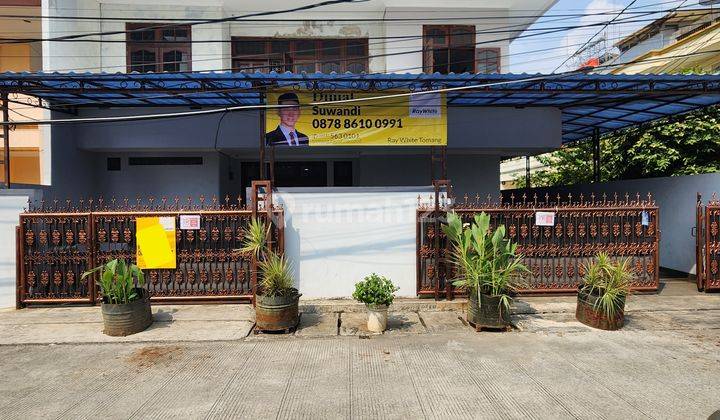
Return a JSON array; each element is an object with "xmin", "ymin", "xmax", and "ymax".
[
  {"xmin": 255, "ymin": 290, "xmax": 301, "ymax": 333},
  {"xmin": 100, "ymin": 288, "xmax": 153, "ymax": 336},
  {"xmin": 575, "ymin": 287, "xmax": 625, "ymax": 330},
  {"xmin": 366, "ymin": 304, "xmax": 389, "ymax": 332},
  {"xmin": 467, "ymin": 290, "xmax": 511, "ymax": 330}
]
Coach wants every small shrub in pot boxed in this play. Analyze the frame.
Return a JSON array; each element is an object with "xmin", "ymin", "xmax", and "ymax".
[
  {"xmin": 352, "ymin": 273, "xmax": 398, "ymax": 333},
  {"xmin": 82, "ymin": 259, "xmax": 152, "ymax": 336},
  {"xmin": 576, "ymin": 252, "xmax": 632, "ymax": 330}
]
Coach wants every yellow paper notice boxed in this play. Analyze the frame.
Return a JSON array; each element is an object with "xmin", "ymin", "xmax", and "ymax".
[{"xmin": 136, "ymin": 217, "xmax": 176, "ymax": 269}]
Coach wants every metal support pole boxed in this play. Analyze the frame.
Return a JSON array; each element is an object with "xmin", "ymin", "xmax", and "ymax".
[
  {"xmin": 259, "ymin": 92, "xmax": 266, "ymax": 180},
  {"xmin": 269, "ymin": 145, "xmax": 275, "ymax": 185},
  {"xmin": 592, "ymin": 127, "xmax": 600, "ymax": 183},
  {"xmin": 441, "ymin": 146, "xmax": 447, "ymax": 180},
  {"xmin": 525, "ymin": 155, "xmax": 531, "ymax": 191},
  {"xmin": 1, "ymin": 93, "xmax": 9, "ymax": 188}
]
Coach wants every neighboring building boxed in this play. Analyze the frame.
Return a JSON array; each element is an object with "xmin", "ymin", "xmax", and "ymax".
[
  {"xmin": 33, "ymin": 0, "xmax": 558, "ymax": 201},
  {"xmin": 0, "ymin": 0, "xmax": 44, "ymax": 185},
  {"xmin": 604, "ymin": 8, "xmax": 720, "ymax": 73},
  {"xmin": 500, "ymin": 8, "xmax": 720, "ymax": 188}
]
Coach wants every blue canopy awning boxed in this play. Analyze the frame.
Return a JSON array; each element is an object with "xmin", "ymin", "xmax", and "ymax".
[{"xmin": 2, "ymin": 71, "xmax": 720, "ymax": 143}]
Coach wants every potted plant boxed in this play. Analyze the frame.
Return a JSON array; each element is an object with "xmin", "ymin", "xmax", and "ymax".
[
  {"xmin": 443, "ymin": 211, "xmax": 527, "ymax": 331},
  {"xmin": 241, "ymin": 217, "xmax": 300, "ymax": 333},
  {"xmin": 352, "ymin": 273, "xmax": 398, "ymax": 333},
  {"xmin": 81, "ymin": 259, "xmax": 152, "ymax": 336},
  {"xmin": 576, "ymin": 252, "xmax": 632, "ymax": 330}
]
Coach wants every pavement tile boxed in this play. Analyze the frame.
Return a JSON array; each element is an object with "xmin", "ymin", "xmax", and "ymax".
[
  {"xmin": 418, "ymin": 310, "xmax": 468, "ymax": 333},
  {"xmin": 295, "ymin": 312, "xmax": 338, "ymax": 337},
  {"xmin": 340, "ymin": 311, "xmax": 425, "ymax": 336}
]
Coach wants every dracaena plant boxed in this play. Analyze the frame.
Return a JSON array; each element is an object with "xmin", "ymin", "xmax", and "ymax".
[
  {"xmin": 580, "ymin": 252, "xmax": 632, "ymax": 319},
  {"xmin": 442, "ymin": 211, "xmax": 528, "ymax": 312},
  {"xmin": 81, "ymin": 259, "xmax": 145, "ymax": 305},
  {"xmin": 239, "ymin": 217, "xmax": 295, "ymax": 297}
]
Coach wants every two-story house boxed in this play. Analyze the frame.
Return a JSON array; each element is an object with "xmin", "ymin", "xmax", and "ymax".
[{"xmin": 36, "ymin": 0, "xmax": 559, "ymax": 201}]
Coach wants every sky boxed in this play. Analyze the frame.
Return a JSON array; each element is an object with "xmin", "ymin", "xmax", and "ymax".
[{"xmin": 509, "ymin": 0, "xmax": 705, "ymax": 73}]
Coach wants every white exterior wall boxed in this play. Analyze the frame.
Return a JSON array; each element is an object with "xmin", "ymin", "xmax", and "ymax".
[
  {"xmin": 42, "ymin": 0, "xmax": 554, "ymax": 74},
  {"xmin": 0, "ymin": 194, "xmax": 30, "ymax": 309},
  {"xmin": 275, "ymin": 187, "xmax": 431, "ymax": 298}
]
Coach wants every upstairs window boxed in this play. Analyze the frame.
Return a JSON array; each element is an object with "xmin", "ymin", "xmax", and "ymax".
[
  {"xmin": 423, "ymin": 25, "xmax": 501, "ymax": 74},
  {"xmin": 127, "ymin": 24, "xmax": 191, "ymax": 73},
  {"xmin": 232, "ymin": 38, "xmax": 368, "ymax": 74}
]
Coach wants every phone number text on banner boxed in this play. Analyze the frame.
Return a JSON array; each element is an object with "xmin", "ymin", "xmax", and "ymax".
[{"xmin": 264, "ymin": 91, "xmax": 447, "ymax": 147}]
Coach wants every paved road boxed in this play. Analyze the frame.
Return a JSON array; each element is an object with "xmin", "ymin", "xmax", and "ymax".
[{"xmin": 1, "ymin": 326, "xmax": 719, "ymax": 419}]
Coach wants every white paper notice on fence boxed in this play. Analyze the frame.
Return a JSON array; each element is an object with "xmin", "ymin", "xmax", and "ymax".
[
  {"xmin": 535, "ymin": 211, "xmax": 556, "ymax": 226},
  {"xmin": 179, "ymin": 215, "xmax": 201, "ymax": 230},
  {"xmin": 641, "ymin": 211, "xmax": 649, "ymax": 226}
]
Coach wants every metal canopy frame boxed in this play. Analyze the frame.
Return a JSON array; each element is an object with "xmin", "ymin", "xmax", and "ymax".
[{"xmin": 1, "ymin": 71, "xmax": 720, "ymax": 187}]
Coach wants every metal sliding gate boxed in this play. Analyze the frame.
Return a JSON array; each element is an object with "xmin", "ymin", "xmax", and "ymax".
[
  {"xmin": 696, "ymin": 193, "xmax": 720, "ymax": 292},
  {"xmin": 16, "ymin": 192, "xmax": 283, "ymax": 308},
  {"xmin": 417, "ymin": 185, "xmax": 660, "ymax": 298}
]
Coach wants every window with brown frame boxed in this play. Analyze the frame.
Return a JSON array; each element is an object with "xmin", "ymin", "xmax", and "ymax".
[
  {"xmin": 231, "ymin": 38, "xmax": 368, "ymax": 74},
  {"xmin": 126, "ymin": 24, "xmax": 191, "ymax": 73},
  {"xmin": 422, "ymin": 25, "xmax": 501, "ymax": 74}
]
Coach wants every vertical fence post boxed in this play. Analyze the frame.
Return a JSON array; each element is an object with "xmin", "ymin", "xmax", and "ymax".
[
  {"xmin": 89, "ymin": 213, "xmax": 97, "ymax": 305},
  {"xmin": 15, "ymin": 225, "xmax": 22, "ymax": 309},
  {"xmin": 2, "ymin": 93, "xmax": 10, "ymax": 189}
]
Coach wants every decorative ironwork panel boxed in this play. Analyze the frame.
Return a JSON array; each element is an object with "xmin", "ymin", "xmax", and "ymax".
[
  {"xmin": 17, "ymin": 195, "xmax": 284, "ymax": 306},
  {"xmin": 19, "ymin": 213, "xmax": 93, "ymax": 303},
  {"xmin": 417, "ymin": 192, "xmax": 660, "ymax": 297},
  {"xmin": 698, "ymin": 193, "xmax": 720, "ymax": 291}
]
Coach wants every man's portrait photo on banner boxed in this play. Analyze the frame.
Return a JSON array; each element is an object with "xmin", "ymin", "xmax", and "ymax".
[{"xmin": 265, "ymin": 92, "xmax": 310, "ymax": 147}]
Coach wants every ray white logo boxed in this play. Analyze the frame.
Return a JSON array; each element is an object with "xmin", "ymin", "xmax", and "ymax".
[{"xmin": 409, "ymin": 93, "xmax": 441, "ymax": 118}]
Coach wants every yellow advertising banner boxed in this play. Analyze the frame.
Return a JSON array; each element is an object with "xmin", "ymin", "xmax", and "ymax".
[
  {"xmin": 265, "ymin": 90, "xmax": 447, "ymax": 146},
  {"xmin": 136, "ymin": 216, "xmax": 177, "ymax": 270}
]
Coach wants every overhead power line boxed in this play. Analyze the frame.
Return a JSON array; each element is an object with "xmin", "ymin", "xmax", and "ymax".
[
  {"xmin": 0, "ymin": 1, "xmax": 693, "ymax": 23},
  {"xmin": 3, "ymin": 46, "xmax": 720, "ymax": 127}
]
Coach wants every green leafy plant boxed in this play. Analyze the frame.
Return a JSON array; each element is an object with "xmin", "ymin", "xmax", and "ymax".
[
  {"xmin": 352, "ymin": 273, "xmax": 399, "ymax": 307},
  {"xmin": 258, "ymin": 251, "xmax": 294, "ymax": 297},
  {"xmin": 443, "ymin": 211, "xmax": 527, "ymax": 313},
  {"xmin": 81, "ymin": 259, "xmax": 145, "ymax": 305},
  {"xmin": 239, "ymin": 217, "xmax": 295, "ymax": 297},
  {"xmin": 580, "ymin": 252, "xmax": 632, "ymax": 319},
  {"xmin": 240, "ymin": 217, "xmax": 269, "ymax": 259}
]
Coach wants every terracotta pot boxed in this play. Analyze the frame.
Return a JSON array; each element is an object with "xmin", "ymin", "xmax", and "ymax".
[
  {"xmin": 575, "ymin": 287, "xmax": 625, "ymax": 330},
  {"xmin": 100, "ymin": 288, "xmax": 152, "ymax": 336},
  {"xmin": 255, "ymin": 289, "xmax": 301, "ymax": 332}
]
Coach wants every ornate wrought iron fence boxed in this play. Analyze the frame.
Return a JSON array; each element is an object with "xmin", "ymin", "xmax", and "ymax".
[
  {"xmin": 696, "ymin": 193, "xmax": 720, "ymax": 292},
  {"xmin": 417, "ymin": 191, "xmax": 660, "ymax": 298},
  {"xmin": 17, "ymin": 196, "xmax": 283, "ymax": 307}
]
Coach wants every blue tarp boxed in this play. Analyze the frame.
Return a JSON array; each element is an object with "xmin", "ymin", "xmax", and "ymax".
[{"xmin": 2, "ymin": 71, "xmax": 720, "ymax": 142}]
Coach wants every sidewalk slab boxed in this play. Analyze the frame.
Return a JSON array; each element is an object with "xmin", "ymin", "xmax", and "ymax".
[
  {"xmin": 418, "ymin": 310, "xmax": 467, "ymax": 333},
  {"xmin": 295, "ymin": 313, "xmax": 339, "ymax": 337},
  {"xmin": 339, "ymin": 312, "xmax": 425, "ymax": 336},
  {"xmin": 0, "ymin": 319, "xmax": 254, "ymax": 345}
]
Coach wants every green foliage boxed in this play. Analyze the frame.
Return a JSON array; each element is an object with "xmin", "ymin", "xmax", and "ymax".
[
  {"xmin": 580, "ymin": 252, "xmax": 633, "ymax": 319},
  {"xmin": 240, "ymin": 217, "xmax": 269, "ymax": 259},
  {"xmin": 524, "ymin": 106, "xmax": 720, "ymax": 187},
  {"xmin": 442, "ymin": 212, "xmax": 527, "ymax": 312},
  {"xmin": 81, "ymin": 259, "xmax": 145, "ymax": 305},
  {"xmin": 258, "ymin": 252, "xmax": 295, "ymax": 297},
  {"xmin": 240, "ymin": 217, "xmax": 295, "ymax": 297},
  {"xmin": 352, "ymin": 273, "xmax": 399, "ymax": 307}
]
